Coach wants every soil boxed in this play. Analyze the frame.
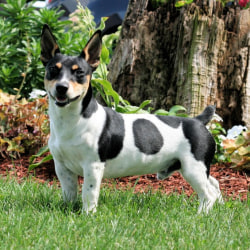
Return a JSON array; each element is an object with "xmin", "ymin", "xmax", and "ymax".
[{"xmin": 1, "ymin": 156, "xmax": 249, "ymax": 201}]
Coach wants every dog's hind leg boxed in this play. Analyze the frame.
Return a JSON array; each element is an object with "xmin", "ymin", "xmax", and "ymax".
[
  {"xmin": 82, "ymin": 162, "xmax": 105, "ymax": 214},
  {"xmin": 157, "ymin": 160, "xmax": 181, "ymax": 180},
  {"xmin": 180, "ymin": 159, "xmax": 217, "ymax": 214},
  {"xmin": 208, "ymin": 175, "xmax": 223, "ymax": 204}
]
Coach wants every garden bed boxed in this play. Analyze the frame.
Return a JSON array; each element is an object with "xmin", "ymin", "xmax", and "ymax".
[{"xmin": 1, "ymin": 157, "xmax": 249, "ymax": 201}]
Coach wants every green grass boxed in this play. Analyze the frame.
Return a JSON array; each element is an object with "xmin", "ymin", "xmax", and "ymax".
[{"xmin": 0, "ymin": 178, "xmax": 249, "ymax": 250}]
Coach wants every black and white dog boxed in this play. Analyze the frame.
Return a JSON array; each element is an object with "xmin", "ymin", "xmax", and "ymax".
[{"xmin": 40, "ymin": 25, "xmax": 223, "ymax": 213}]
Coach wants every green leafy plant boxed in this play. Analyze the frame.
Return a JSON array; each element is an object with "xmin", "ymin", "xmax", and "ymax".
[
  {"xmin": 0, "ymin": 0, "xmax": 69, "ymax": 97},
  {"xmin": 223, "ymin": 131, "xmax": 250, "ymax": 170},
  {"xmin": 0, "ymin": 90, "xmax": 49, "ymax": 158},
  {"xmin": 175, "ymin": 0, "xmax": 194, "ymax": 8},
  {"xmin": 0, "ymin": 1, "xmax": 189, "ymax": 168},
  {"xmin": 29, "ymin": 145, "xmax": 51, "ymax": 170},
  {"xmin": 209, "ymin": 121, "xmax": 230, "ymax": 163}
]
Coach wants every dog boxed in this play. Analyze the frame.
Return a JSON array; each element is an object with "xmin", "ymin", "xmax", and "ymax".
[{"xmin": 40, "ymin": 24, "xmax": 223, "ymax": 214}]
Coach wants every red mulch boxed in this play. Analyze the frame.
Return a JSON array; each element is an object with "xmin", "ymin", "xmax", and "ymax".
[{"xmin": 0, "ymin": 156, "xmax": 249, "ymax": 201}]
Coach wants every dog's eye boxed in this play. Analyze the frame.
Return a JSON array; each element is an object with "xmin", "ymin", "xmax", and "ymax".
[
  {"xmin": 48, "ymin": 66, "xmax": 60, "ymax": 77},
  {"xmin": 75, "ymin": 69, "xmax": 85, "ymax": 79}
]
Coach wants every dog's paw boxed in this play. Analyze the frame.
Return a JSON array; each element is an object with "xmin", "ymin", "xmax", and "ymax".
[{"xmin": 83, "ymin": 203, "xmax": 97, "ymax": 215}]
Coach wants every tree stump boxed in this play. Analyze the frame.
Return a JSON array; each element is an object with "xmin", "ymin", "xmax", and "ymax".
[{"xmin": 108, "ymin": 0, "xmax": 250, "ymax": 128}]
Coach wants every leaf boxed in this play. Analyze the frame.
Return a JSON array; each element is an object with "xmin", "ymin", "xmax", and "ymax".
[
  {"xmin": 0, "ymin": 138, "xmax": 8, "ymax": 147},
  {"xmin": 93, "ymin": 79, "xmax": 120, "ymax": 108},
  {"xmin": 29, "ymin": 154, "xmax": 53, "ymax": 171},
  {"xmin": 235, "ymin": 135, "xmax": 246, "ymax": 147},
  {"xmin": 223, "ymin": 139, "xmax": 237, "ymax": 154},
  {"xmin": 175, "ymin": 0, "xmax": 193, "ymax": 7},
  {"xmin": 154, "ymin": 109, "xmax": 169, "ymax": 116},
  {"xmin": 6, "ymin": 140, "xmax": 24, "ymax": 153},
  {"xmin": 0, "ymin": 111, "xmax": 6, "ymax": 120},
  {"xmin": 122, "ymin": 100, "xmax": 151, "ymax": 114},
  {"xmin": 97, "ymin": 16, "xmax": 108, "ymax": 31},
  {"xmin": 211, "ymin": 129, "xmax": 223, "ymax": 136},
  {"xmin": 230, "ymin": 157, "xmax": 250, "ymax": 170},
  {"xmin": 29, "ymin": 145, "xmax": 50, "ymax": 164},
  {"xmin": 238, "ymin": 146, "xmax": 250, "ymax": 156},
  {"xmin": 168, "ymin": 105, "xmax": 187, "ymax": 116},
  {"xmin": 101, "ymin": 44, "xmax": 109, "ymax": 64},
  {"xmin": 175, "ymin": 1, "xmax": 187, "ymax": 7}
]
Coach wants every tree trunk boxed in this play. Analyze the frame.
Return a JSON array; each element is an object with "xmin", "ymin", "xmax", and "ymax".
[{"xmin": 108, "ymin": 0, "xmax": 250, "ymax": 128}]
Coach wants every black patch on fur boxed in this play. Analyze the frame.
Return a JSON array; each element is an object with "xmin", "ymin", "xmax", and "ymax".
[
  {"xmin": 98, "ymin": 108, "xmax": 125, "ymax": 162},
  {"xmin": 81, "ymin": 86, "xmax": 98, "ymax": 118},
  {"xmin": 156, "ymin": 115, "xmax": 181, "ymax": 128},
  {"xmin": 133, "ymin": 119, "xmax": 163, "ymax": 155},
  {"xmin": 182, "ymin": 119, "xmax": 215, "ymax": 176}
]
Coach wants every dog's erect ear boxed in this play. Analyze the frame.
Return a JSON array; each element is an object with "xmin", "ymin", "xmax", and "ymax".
[
  {"xmin": 40, "ymin": 24, "xmax": 60, "ymax": 66},
  {"xmin": 81, "ymin": 30, "xmax": 102, "ymax": 71}
]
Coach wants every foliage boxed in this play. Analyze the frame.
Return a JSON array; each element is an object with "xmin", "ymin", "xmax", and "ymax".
[
  {"xmin": 223, "ymin": 131, "xmax": 250, "ymax": 170},
  {"xmin": 209, "ymin": 121, "xmax": 230, "ymax": 163},
  {"xmin": 0, "ymin": 0, "xmax": 70, "ymax": 98},
  {"xmin": 175, "ymin": 0, "xmax": 193, "ymax": 8},
  {"xmin": 0, "ymin": 90, "xmax": 49, "ymax": 158},
  {"xmin": 0, "ymin": 0, "xmax": 231, "ymax": 170},
  {"xmin": 0, "ymin": 0, "xmax": 189, "ymax": 168},
  {"xmin": 29, "ymin": 145, "xmax": 51, "ymax": 170},
  {"xmin": 174, "ymin": 0, "xmax": 250, "ymax": 8}
]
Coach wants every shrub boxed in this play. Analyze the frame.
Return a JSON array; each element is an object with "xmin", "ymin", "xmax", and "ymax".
[
  {"xmin": 209, "ymin": 121, "xmax": 230, "ymax": 163},
  {"xmin": 0, "ymin": 1, "xmax": 189, "ymax": 166},
  {"xmin": 223, "ymin": 130, "xmax": 250, "ymax": 170},
  {"xmin": 0, "ymin": 90, "xmax": 49, "ymax": 158},
  {"xmin": 0, "ymin": 0, "xmax": 69, "ymax": 97}
]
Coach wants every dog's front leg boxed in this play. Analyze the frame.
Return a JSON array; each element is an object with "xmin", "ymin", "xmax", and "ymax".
[
  {"xmin": 82, "ymin": 162, "xmax": 105, "ymax": 214},
  {"xmin": 54, "ymin": 160, "xmax": 78, "ymax": 203}
]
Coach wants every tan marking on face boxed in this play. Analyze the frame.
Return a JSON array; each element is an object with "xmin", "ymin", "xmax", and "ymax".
[
  {"xmin": 72, "ymin": 64, "xmax": 79, "ymax": 70},
  {"xmin": 69, "ymin": 74, "xmax": 91, "ymax": 99},
  {"xmin": 56, "ymin": 62, "xmax": 62, "ymax": 69}
]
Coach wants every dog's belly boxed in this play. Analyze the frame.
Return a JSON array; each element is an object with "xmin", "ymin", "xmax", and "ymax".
[
  {"xmin": 103, "ymin": 151, "xmax": 174, "ymax": 178},
  {"xmin": 104, "ymin": 162, "xmax": 164, "ymax": 178}
]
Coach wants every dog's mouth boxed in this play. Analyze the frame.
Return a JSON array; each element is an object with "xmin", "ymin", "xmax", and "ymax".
[{"xmin": 49, "ymin": 92, "xmax": 80, "ymax": 107}]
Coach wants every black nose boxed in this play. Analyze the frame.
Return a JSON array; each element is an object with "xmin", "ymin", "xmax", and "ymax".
[{"xmin": 56, "ymin": 82, "xmax": 68, "ymax": 95}]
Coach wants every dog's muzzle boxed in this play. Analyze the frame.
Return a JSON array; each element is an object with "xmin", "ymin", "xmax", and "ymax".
[
  {"xmin": 49, "ymin": 90, "xmax": 80, "ymax": 107},
  {"xmin": 48, "ymin": 82, "xmax": 79, "ymax": 107}
]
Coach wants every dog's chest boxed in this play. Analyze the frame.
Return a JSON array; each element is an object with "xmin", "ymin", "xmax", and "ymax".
[{"xmin": 48, "ymin": 108, "xmax": 105, "ymax": 175}]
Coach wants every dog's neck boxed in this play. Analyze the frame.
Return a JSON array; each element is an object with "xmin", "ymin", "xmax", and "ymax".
[{"xmin": 80, "ymin": 85, "xmax": 98, "ymax": 119}]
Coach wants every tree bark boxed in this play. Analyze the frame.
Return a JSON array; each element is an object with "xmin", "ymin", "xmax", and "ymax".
[{"xmin": 108, "ymin": 0, "xmax": 250, "ymax": 128}]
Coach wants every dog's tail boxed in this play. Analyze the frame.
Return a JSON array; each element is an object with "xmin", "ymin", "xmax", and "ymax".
[{"xmin": 195, "ymin": 105, "xmax": 215, "ymax": 125}]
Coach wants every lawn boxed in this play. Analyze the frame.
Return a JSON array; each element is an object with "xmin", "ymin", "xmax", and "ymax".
[{"xmin": 0, "ymin": 178, "xmax": 249, "ymax": 250}]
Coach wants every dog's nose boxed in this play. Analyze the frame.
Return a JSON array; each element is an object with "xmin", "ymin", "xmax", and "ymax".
[{"xmin": 56, "ymin": 82, "xmax": 68, "ymax": 95}]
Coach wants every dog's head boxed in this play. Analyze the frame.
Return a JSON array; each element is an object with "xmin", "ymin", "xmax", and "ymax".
[{"xmin": 40, "ymin": 24, "xmax": 102, "ymax": 107}]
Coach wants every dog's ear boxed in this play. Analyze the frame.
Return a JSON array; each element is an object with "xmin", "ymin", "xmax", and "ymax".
[
  {"xmin": 81, "ymin": 30, "xmax": 102, "ymax": 71},
  {"xmin": 40, "ymin": 24, "xmax": 60, "ymax": 66}
]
